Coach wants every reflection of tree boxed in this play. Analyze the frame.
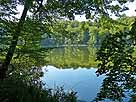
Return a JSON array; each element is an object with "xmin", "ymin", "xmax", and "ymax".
[
  {"xmin": 94, "ymin": 19, "xmax": 136, "ymax": 102},
  {"xmin": 47, "ymin": 47, "xmax": 97, "ymax": 68}
]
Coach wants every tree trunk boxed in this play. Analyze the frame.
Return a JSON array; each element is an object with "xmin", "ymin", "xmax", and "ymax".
[{"xmin": 0, "ymin": 4, "xmax": 29, "ymax": 80}]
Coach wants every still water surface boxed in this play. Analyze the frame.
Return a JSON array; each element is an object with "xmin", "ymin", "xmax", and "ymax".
[
  {"xmin": 41, "ymin": 47, "xmax": 135, "ymax": 102},
  {"xmin": 41, "ymin": 66, "xmax": 105, "ymax": 102}
]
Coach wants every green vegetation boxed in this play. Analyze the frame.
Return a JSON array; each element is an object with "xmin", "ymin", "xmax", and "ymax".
[
  {"xmin": 42, "ymin": 16, "xmax": 136, "ymax": 69},
  {"xmin": 1, "ymin": 0, "xmax": 136, "ymax": 102},
  {"xmin": 94, "ymin": 18, "xmax": 136, "ymax": 101},
  {"xmin": 41, "ymin": 15, "xmax": 135, "ymax": 47},
  {"xmin": 0, "ymin": 70, "xmax": 77, "ymax": 102}
]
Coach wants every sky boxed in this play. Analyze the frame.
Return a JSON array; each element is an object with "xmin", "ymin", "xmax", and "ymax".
[
  {"xmin": 16, "ymin": 0, "xmax": 136, "ymax": 21},
  {"xmin": 123, "ymin": 1, "xmax": 136, "ymax": 16},
  {"xmin": 75, "ymin": 0, "xmax": 136, "ymax": 21}
]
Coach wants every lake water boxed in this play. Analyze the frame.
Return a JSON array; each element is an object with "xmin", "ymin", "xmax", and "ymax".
[
  {"xmin": 41, "ymin": 66, "xmax": 105, "ymax": 102},
  {"xmin": 41, "ymin": 47, "xmax": 136, "ymax": 102},
  {"xmin": 46, "ymin": 47, "xmax": 97, "ymax": 68}
]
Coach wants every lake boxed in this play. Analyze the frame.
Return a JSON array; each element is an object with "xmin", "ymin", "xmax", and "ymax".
[
  {"xmin": 45, "ymin": 47, "xmax": 97, "ymax": 68},
  {"xmin": 42, "ymin": 47, "xmax": 102, "ymax": 102},
  {"xmin": 41, "ymin": 66, "xmax": 105, "ymax": 102},
  {"xmin": 41, "ymin": 47, "xmax": 136, "ymax": 102}
]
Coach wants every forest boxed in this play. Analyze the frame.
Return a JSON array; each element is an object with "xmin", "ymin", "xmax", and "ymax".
[{"xmin": 0, "ymin": 0, "xmax": 136, "ymax": 102}]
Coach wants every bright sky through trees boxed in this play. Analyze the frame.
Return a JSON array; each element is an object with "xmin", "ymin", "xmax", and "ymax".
[
  {"xmin": 75, "ymin": 0, "xmax": 136, "ymax": 21},
  {"xmin": 14, "ymin": 0, "xmax": 136, "ymax": 21}
]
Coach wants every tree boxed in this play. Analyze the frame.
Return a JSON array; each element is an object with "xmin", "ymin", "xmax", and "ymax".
[
  {"xmin": 94, "ymin": 18, "xmax": 136, "ymax": 101},
  {"xmin": 0, "ymin": 0, "xmax": 31, "ymax": 79},
  {"xmin": 94, "ymin": 67, "xmax": 136, "ymax": 101},
  {"xmin": 0, "ymin": 0, "xmax": 135, "ymax": 79}
]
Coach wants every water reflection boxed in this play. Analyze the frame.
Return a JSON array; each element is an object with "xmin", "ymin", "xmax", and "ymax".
[
  {"xmin": 46, "ymin": 47, "xmax": 97, "ymax": 68},
  {"xmin": 41, "ymin": 66, "xmax": 104, "ymax": 102},
  {"xmin": 41, "ymin": 42, "xmax": 136, "ymax": 101},
  {"xmin": 41, "ymin": 66, "xmax": 136, "ymax": 102}
]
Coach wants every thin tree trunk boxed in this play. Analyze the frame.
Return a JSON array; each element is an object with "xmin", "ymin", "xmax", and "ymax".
[{"xmin": 0, "ymin": 4, "xmax": 29, "ymax": 80}]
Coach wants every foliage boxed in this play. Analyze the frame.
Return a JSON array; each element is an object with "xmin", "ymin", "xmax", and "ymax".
[
  {"xmin": 1, "ymin": 0, "xmax": 135, "ymax": 20},
  {"xmin": 93, "ymin": 68, "xmax": 136, "ymax": 102},
  {"xmin": 96, "ymin": 27, "xmax": 136, "ymax": 75},
  {"xmin": 0, "ymin": 18, "xmax": 48, "ymax": 69},
  {"xmin": 0, "ymin": 0, "xmax": 135, "ymax": 75},
  {"xmin": 42, "ymin": 16, "xmax": 135, "ymax": 47},
  {"xmin": 12, "ymin": 17, "xmax": 49, "ymax": 68},
  {"xmin": 94, "ymin": 17, "xmax": 136, "ymax": 101},
  {"xmin": 0, "ymin": 67, "xmax": 77, "ymax": 102},
  {"xmin": 0, "ymin": 20, "xmax": 15, "ymax": 59},
  {"xmin": 1, "ymin": 0, "xmax": 136, "ymax": 101}
]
